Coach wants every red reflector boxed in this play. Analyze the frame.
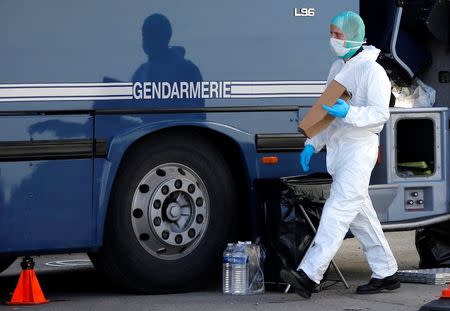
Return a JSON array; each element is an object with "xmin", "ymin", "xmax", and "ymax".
[
  {"xmin": 377, "ymin": 146, "xmax": 382, "ymax": 165},
  {"xmin": 261, "ymin": 156, "xmax": 278, "ymax": 165}
]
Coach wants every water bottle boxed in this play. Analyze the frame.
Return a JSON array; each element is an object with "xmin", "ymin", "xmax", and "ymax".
[
  {"xmin": 222, "ymin": 243, "xmax": 234, "ymax": 294},
  {"xmin": 231, "ymin": 243, "xmax": 249, "ymax": 295}
]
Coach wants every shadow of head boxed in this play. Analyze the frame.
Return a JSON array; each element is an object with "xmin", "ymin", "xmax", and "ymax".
[{"xmin": 142, "ymin": 14, "xmax": 172, "ymax": 56}]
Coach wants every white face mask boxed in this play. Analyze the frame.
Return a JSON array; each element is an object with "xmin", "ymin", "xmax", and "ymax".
[{"xmin": 329, "ymin": 38, "xmax": 365, "ymax": 58}]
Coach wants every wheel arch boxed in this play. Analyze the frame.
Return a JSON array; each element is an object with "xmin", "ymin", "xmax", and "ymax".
[{"xmin": 94, "ymin": 123, "xmax": 256, "ymax": 246}]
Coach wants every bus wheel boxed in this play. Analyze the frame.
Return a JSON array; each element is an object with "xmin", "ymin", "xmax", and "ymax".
[
  {"xmin": 0, "ymin": 256, "xmax": 16, "ymax": 274},
  {"xmin": 90, "ymin": 134, "xmax": 238, "ymax": 293},
  {"xmin": 415, "ymin": 221, "xmax": 450, "ymax": 268}
]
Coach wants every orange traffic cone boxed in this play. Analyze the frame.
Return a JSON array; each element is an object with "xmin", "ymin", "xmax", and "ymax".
[
  {"xmin": 7, "ymin": 256, "xmax": 49, "ymax": 305},
  {"xmin": 441, "ymin": 285, "xmax": 450, "ymax": 299},
  {"xmin": 418, "ymin": 285, "xmax": 450, "ymax": 310}
]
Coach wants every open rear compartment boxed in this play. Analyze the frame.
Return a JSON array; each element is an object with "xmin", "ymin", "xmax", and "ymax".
[
  {"xmin": 360, "ymin": 0, "xmax": 449, "ymax": 107},
  {"xmin": 369, "ymin": 108, "xmax": 445, "ymax": 224},
  {"xmin": 370, "ymin": 107, "xmax": 448, "ymax": 223},
  {"xmin": 389, "ymin": 109, "xmax": 445, "ymax": 184},
  {"xmin": 396, "ymin": 118, "xmax": 435, "ymax": 177},
  {"xmin": 360, "ymin": 0, "xmax": 450, "ymax": 92}
]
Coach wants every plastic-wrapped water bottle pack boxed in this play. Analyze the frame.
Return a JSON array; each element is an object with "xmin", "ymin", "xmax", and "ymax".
[{"xmin": 222, "ymin": 241, "xmax": 265, "ymax": 295}]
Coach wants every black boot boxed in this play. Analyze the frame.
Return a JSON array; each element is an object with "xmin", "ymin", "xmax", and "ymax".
[
  {"xmin": 356, "ymin": 273, "xmax": 401, "ymax": 294},
  {"xmin": 280, "ymin": 269, "xmax": 315, "ymax": 299}
]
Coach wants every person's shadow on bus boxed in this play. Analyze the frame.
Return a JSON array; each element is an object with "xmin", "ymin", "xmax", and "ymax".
[{"xmin": 132, "ymin": 14, "xmax": 205, "ymax": 110}]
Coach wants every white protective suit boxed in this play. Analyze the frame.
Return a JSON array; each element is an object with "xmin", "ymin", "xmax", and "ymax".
[{"xmin": 299, "ymin": 45, "xmax": 398, "ymax": 284}]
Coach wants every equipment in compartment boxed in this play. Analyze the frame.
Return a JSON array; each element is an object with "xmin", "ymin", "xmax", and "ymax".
[{"xmin": 396, "ymin": 118, "xmax": 435, "ymax": 177}]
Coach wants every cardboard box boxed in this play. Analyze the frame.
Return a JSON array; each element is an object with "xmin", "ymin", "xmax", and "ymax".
[{"xmin": 298, "ymin": 80, "xmax": 350, "ymax": 138}]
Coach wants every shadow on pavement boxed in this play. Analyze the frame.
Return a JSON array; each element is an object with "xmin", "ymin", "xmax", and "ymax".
[
  {"xmin": 0, "ymin": 268, "xmax": 121, "ymax": 302},
  {"xmin": 0, "ymin": 266, "xmax": 226, "ymax": 302}
]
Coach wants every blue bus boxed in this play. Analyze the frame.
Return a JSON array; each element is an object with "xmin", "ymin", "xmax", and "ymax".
[{"xmin": 1, "ymin": 0, "xmax": 449, "ymax": 292}]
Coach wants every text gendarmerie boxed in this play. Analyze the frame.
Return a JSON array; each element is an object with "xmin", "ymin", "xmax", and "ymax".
[{"xmin": 133, "ymin": 81, "xmax": 231, "ymax": 99}]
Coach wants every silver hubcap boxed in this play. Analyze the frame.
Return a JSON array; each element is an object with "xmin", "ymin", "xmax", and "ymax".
[{"xmin": 131, "ymin": 163, "xmax": 209, "ymax": 260}]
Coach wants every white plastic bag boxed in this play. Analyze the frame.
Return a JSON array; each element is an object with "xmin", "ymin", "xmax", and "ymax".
[
  {"xmin": 246, "ymin": 242, "xmax": 265, "ymax": 294},
  {"xmin": 393, "ymin": 79, "xmax": 436, "ymax": 108},
  {"xmin": 415, "ymin": 79, "xmax": 436, "ymax": 107}
]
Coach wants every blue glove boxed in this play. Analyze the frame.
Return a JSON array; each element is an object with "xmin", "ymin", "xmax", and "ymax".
[
  {"xmin": 299, "ymin": 145, "xmax": 315, "ymax": 172},
  {"xmin": 322, "ymin": 98, "xmax": 349, "ymax": 118}
]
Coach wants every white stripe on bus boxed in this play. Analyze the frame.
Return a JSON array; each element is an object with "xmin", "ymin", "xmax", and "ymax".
[
  {"xmin": 0, "ymin": 96, "xmax": 133, "ymax": 102},
  {"xmin": 230, "ymin": 84, "xmax": 325, "ymax": 94},
  {"xmin": 0, "ymin": 87, "xmax": 133, "ymax": 98},
  {"xmin": 0, "ymin": 82, "xmax": 132, "ymax": 88}
]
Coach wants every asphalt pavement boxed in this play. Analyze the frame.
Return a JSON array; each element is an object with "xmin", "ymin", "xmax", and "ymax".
[{"xmin": 0, "ymin": 231, "xmax": 445, "ymax": 311}]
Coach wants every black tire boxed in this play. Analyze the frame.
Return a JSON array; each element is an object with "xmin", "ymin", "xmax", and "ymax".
[
  {"xmin": 416, "ymin": 221, "xmax": 450, "ymax": 268},
  {"xmin": 0, "ymin": 256, "xmax": 16, "ymax": 274},
  {"xmin": 89, "ymin": 133, "xmax": 238, "ymax": 293}
]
